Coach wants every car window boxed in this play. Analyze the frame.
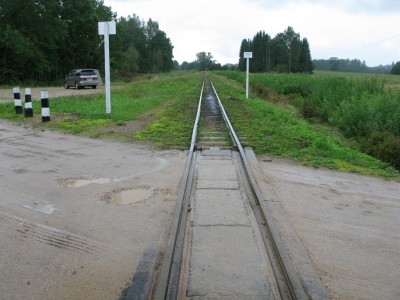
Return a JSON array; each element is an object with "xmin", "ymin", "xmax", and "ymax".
[{"xmin": 81, "ymin": 71, "xmax": 96, "ymax": 76}]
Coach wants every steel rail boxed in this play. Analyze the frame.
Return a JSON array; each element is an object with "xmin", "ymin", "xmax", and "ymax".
[
  {"xmin": 210, "ymin": 80, "xmax": 320, "ymax": 299},
  {"xmin": 153, "ymin": 81, "xmax": 204, "ymax": 300},
  {"xmin": 153, "ymin": 76, "xmax": 326, "ymax": 299}
]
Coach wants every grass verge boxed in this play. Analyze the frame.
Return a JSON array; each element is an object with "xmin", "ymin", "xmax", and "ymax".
[
  {"xmin": 210, "ymin": 73, "xmax": 399, "ymax": 179},
  {"xmin": 0, "ymin": 72, "xmax": 202, "ymax": 144}
]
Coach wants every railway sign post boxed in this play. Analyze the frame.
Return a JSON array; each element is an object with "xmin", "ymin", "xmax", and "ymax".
[
  {"xmin": 243, "ymin": 52, "xmax": 252, "ymax": 98},
  {"xmin": 98, "ymin": 21, "xmax": 116, "ymax": 115}
]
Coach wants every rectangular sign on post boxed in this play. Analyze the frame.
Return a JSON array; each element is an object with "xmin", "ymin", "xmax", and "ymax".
[
  {"xmin": 244, "ymin": 52, "xmax": 253, "ymax": 59},
  {"xmin": 244, "ymin": 52, "xmax": 253, "ymax": 98},
  {"xmin": 98, "ymin": 21, "xmax": 116, "ymax": 35},
  {"xmin": 98, "ymin": 21, "xmax": 116, "ymax": 115}
]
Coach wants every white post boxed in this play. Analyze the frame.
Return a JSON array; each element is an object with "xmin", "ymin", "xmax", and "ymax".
[
  {"xmin": 243, "ymin": 52, "xmax": 252, "ymax": 99},
  {"xmin": 104, "ymin": 24, "xmax": 111, "ymax": 114},
  {"xmin": 246, "ymin": 58, "xmax": 250, "ymax": 99},
  {"xmin": 98, "ymin": 21, "xmax": 116, "ymax": 115}
]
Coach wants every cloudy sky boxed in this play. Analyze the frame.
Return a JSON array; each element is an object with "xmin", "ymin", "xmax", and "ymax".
[{"xmin": 103, "ymin": 0, "xmax": 400, "ymax": 67}]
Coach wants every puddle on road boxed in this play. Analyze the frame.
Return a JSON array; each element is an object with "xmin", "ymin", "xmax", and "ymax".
[
  {"xmin": 21, "ymin": 202, "xmax": 56, "ymax": 215},
  {"xmin": 63, "ymin": 158, "xmax": 167, "ymax": 188},
  {"xmin": 67, "ymin": 177, "xmax": 114, "ymax": 187},
  {"xmin": 112, "ymin": 189, "xmax": 154, "ymax": 205}
]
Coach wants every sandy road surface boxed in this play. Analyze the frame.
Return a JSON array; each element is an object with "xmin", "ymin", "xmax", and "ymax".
[
  {"xmin": 0, "ymin": 120, "xmax": 186, "ymax": 299},
  {"xmin": 1, "ymin": 119, "xmax": 399, "ymax": 299},
  {"xmin": 0, "ymin": 86, "xmax": 107, "ymax": 102},
  {"xmin": 252, "ymin": 157, "xmax": 400, "ymax": 300}
]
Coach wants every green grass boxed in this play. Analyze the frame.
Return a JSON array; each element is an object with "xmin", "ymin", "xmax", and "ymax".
[
  {"xmin": 215, "ymin": 70, "xmax": 400, "ymax": 171},
  {"xmin": 314, "ymin": 70, "xmax": 400, "ymax": 91},
  {"xmin": 210, "ymin": 73, "xmax": 399, "ymax": 178},
  {"xmin": 0, "ymin": 72, "xmax": 202, "ymax": 142},
  {"xmin": 1, "ymin": 71, "xmax": 398, "ymax": 179},
  {"xmin": 134, "ymin": 72, "xmax": 202, "ymax": 147}
]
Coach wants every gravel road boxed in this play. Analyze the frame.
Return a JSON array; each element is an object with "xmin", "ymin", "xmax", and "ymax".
[
  {"xmin": 1, "ymin": 118, "xmax": 399, "ymax": 299},
  {"xmin": 0, "ymin": 86, "xmax": 107, "ymax": 102},
  {"xmin": 0, "ymin": 120, "xmax": 186, "ymax": 299},
  {"xmin": 254, "ymin": 157, "xmax": 400, "ymax": 300}
]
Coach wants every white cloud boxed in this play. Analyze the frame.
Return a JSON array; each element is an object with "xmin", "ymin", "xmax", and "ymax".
[{"xmin": 103, "ymin": 0, "xmax": 400, "ymax": 66}]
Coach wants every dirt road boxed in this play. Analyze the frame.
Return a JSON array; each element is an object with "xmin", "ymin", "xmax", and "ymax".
[
  {"xmin": 253, "ymin": 157, "xmax": 400, "ymax": 300},
  {"xmin": 0, "ymin": 86, "xmax": 107, "ymax": 102},
  {"xmin": 1, "ymin": 119, "xmax": 399, "ymax": 299},
  {"xmin": 0, "ymin": 120, "xmax": 186, "ymax": 299}
]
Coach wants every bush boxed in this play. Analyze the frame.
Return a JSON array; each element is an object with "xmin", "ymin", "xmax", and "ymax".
[
  {"xmin": 363, "ymin": 131, "xmax": 400, "ymax": 169},
  {"xmin": 391, "ymin": 61, "xmax": 400, "ymax": 75}
]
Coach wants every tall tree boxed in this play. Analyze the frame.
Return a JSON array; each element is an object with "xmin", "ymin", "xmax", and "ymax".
[
  {"xmin": 239, "ymin": 26, "xmax": 313, "ymax": 73},
  {"xmin": 391, "ymin": 61, "xmax": 400, "ymax": 75},
  {"xmin": 59, "ymin": 0, "xmax": 114, "ymax": 75},
  {"xmin": 329, "ymin": 57, "xmax": 339, "ymax": 71},
  {"xmin": 251, "ymin": 31, "xmax": 270, "ymax": 72},
  {"xmin": 238, "ymin": 39, "xmax": 252, "ymax": 71},
  {"xmin": 147, "ymin": 30, "xmax": 174, "ymax": 72},
  {"xmin": 299, "ymin": 38, "xmax": 313, "ymax": 73},
  {"xmin": 0, "ymin": 0, "xmax": 69, "ymax": 82},
  {"xmin": 269, "ymin": 32, "xmax": 289, "ymax": 72},
  {"xmin": 196, "ymin": 52, "xmax": 214, "ymax": 71},
  {"xmin": 282, "ymin": 26, "xmax": 301, "ymax": 72},
  {"xmin": 0, "ymin": 1, "xmax": 174, "ymax": 83}
]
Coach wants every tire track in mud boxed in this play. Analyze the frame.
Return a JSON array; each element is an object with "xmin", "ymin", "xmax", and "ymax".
[
  {"xmin": 0, "ymin": 211, "xmax": 99, "ymax": 254},
  {"xmin": 0, "ymin": 209, "xmax": 136, "ymax": 261}
]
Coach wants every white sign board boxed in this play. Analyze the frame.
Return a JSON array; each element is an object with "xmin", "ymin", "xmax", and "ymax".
[
  {"xmin": 244, "ymin": 52, "xmax": 253, "ymax": 59},
  {"xmin": 98, "ymin": 21, "xmax": 116, "ymax": 35}
]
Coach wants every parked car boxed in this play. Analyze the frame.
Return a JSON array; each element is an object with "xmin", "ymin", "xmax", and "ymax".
[{"xmin": 64, "ymin": 69, "xmax": 99, "ymax": 89}]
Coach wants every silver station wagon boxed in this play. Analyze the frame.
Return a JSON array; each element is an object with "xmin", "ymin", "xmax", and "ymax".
[{"xmin": 64, "ymin": 69, "xmax": 99, "ymax": 89}]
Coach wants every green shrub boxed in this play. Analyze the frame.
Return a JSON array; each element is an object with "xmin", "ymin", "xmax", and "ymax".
[
  {"xmin": 215, "ymin": 70, "xmax": 400, "ymax": 170},
  {"xmin": 363, "ymin": 131, "xmax": 400, "ymax": 169}
]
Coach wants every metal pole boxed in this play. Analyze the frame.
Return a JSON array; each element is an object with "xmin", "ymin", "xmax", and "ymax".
[
  {"xmin": 104, "ymin": 23, "xmax": 111, "ymax": 115},
  {"xmin": 246, "ymin": 58, "xmax": 249, "ymax": 99}
]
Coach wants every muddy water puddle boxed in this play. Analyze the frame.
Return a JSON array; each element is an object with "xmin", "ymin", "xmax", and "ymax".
[
  {"xmin": 112, "ymin": 189, "xmax": 154, "ymax": 205},
  {"xmin": 67, "ymin": 177, "xmax": 114, "ymax": 187},
  {"xmin": 62, "ymin": 158, "xmax": 167, "ymax": 188}
]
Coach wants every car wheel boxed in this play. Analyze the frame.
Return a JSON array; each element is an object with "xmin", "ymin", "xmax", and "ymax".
[
  {"xmin": 92, "ymin": 85, "xmax": 97, "ymax": 89},
  {"xmin": 64, "ymin": 82, "xmax": 69, "ymax": 89}
]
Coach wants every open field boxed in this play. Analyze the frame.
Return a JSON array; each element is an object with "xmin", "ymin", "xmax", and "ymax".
[{"xmin": 313, "ymin": 70, "xmax": 400, "ymax": 90}]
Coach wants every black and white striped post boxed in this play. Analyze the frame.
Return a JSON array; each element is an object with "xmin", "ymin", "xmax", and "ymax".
[
  {"xmin": 13, "ymin": 87, "xmax": 23, "ymax": 114},
  {"xmin": 40, "ymin": 90, "xmax": 50, "ymax": 122},
  {"xmin": 24, "ymin": 88, "xmax": 33, "ymax": 117}
]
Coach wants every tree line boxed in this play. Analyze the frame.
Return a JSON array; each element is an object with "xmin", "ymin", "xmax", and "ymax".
[
  {"xmin": 238, "ymin": 26, "xmax": 313, "ymax": 73},
  {"xmin": 178, "ymin": 52, "xmax": 236, "ymax": 71},
  {"xmin": 0, "ymin": 0, "xmax": 174, "ymax": 84},
  {"xmin": 313, "ymin": 58, "xmax": 393, "ymax": 74}
]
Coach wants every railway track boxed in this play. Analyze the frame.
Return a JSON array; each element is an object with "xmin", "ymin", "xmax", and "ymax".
[{"xmin": 124, "ymin": 75, "xmax": 327, "ymax": 299}]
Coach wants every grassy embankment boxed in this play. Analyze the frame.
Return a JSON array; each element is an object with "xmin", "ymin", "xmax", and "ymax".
[
  {"xmin": 212, "ymin": 71, "xmax": 399, "ymax": 178},
  {"xmin": 0, "ymin": 72, "xmax": 202, "ymax": 147},
  {"xmin": 0, "ymin": 70, "xmax": 398, "ymax": 178}
]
